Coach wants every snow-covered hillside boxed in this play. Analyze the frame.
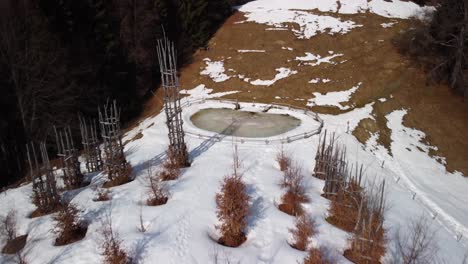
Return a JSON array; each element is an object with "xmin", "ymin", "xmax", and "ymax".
[{"xmin": 1, "ymin": 1, "xmax": 467, "ymax": 264}]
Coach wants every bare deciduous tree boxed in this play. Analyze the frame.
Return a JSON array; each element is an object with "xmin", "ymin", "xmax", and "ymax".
[
  {"xmin": 391, "ymin": 215, "xmax": 439, "ymax": 264},
  {"xmin": 1, "ymin": 209, "xmax": 17, "ymax": 241}
]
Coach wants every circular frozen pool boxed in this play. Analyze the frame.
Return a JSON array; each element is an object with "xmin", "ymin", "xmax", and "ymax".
[{"xmin": 190, "ymin": 108, "xmax": 301, "ymax": 138}]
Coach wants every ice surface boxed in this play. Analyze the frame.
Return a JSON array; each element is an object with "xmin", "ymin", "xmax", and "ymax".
[{"xmin": 190, "ymin": 108, "xmax": 301, "ymax": 138}]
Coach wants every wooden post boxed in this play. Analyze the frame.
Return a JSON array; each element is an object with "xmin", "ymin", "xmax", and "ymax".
[
  {"xmin": 79, "ymin": 115, "xmax": 103, "ymax": 173},
  {"xmin": 99, "ymin": 100, "xmax": 129, "ymax": 183},
  {"xmin": 55, "ymin": 126, "xmax": 83, "ymax": 189},
  {"xmin": 26, "ymin": 142, "xmax": 60, "ymax": 213},
  {"xmin": 156, "ymin": 37, "xmax": 190, "ymax": 167}
]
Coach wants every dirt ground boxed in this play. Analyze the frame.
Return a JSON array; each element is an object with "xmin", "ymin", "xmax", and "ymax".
[{"xmin": 144, "ymin": 10, "xmax": 468, "ymax": 176}]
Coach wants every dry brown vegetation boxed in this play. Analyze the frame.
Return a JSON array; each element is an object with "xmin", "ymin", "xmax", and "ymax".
[
  {"xmin": 160, "ymin": 9, "xmax": 468, "ymax": 177},
  {"xmin": 215, "ymin": 147, "xmax": 250, "ymax": 247},
  {"xmin": 303, "ymin": 247, "xmax": 335, "ymax": 264},
  {"xmin": 276, "ymin": 144, "xmax": 291, "ymax": 171},
  {"xmin": 53, "ymin": 203, "xmax": 87, "ymax": 246},
  {"xmin": 146, "ymin": 164, "xmax": 169, "ymax": 206},
  {"xmin": 159, "ymin": 148, "xmax": 182, "ymax": 181},
  {"xmin": 326, "ymin": 179, "xmax": 364, "ymax": 232},
  {"xmin": 94, "ymin": 188, "xmax": 111, "ymax": 202},
  {"xmin": 343, "ymin": 181, "xmax": 387, "ymax": 264},
  {"xmin": 103, "ymin": 164, "xmax": 133, "ymax": 188},
  {"xmin": 279, "ymin": 163, "xmax": 308, "ymax": 216},
  {"xmin": 289, "ymin": 214, "xmax": 316, "ymax": 251},
  {"xmin": 1, "ymin": 209, "xmax": 27, "ymax": 255},
  {"xmin": 100, "ymin": 209, "xmax": 129, "ymax": 264}
]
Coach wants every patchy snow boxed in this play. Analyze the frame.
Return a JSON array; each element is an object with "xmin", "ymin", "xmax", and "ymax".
[
  {"xmin": 237, "ymin": 49, "xmax": 266, "ymax": 53},
  {"xmin": 381, "ymin": 22, "xmax": 397, "ymax": 28},
  {"xmin": 238, "ymin": 0, "xmax": 435, "ymax": 20},
  {"xmin": 249, "ymin": 68, "xmax": 298, "ymax": 86},
  {"xmin": 281, "ymin": 47, "xmax": 293, "ymax": 51},
  {"xmin": 296, "ymin": 52, "xmax": 344, "ymax": 66},
  {"xmin": 307, "ymin": 82, "xmax": 361, "ymax": 110},
  {"xmin": 180, "ymin": 84, "xmax": 239, "ymax": 100},
  {"xmin": 378, "ymin": 97, "xmax": 387, "ymax": 102},
  {"xmin": 200, "ymin": 58, "xmax": 231, "ymax": 82},
  {"xmin": 238, "ymin": 8, "xmax": 362, "ymax": 39},
  {"xmin": 309, "ymin": 78, "xmax": 331, "ymax": 84}
]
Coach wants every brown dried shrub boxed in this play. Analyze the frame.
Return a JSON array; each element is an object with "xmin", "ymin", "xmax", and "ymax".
[
  {"xmin": 2, "ymin": 235, "xmax": 27, "ymax": 254},
  {"xmin": 146, "ymin": 165, "xmax": 169, "ymax": 206},
  {"xmin": 344, "ymin": 181, "xmax": 387, "ymax": 264},
  {"xmin": 100, "ymin": 209, "xmax": 129, "ymax": 264},
  {"xmin": 215, "ymin": 174, "xmax": 250, "ymax": 247},
  {"xmin": 53, "ymin": 203, "xmax": 87, "ymax": 246},
  {"xmin": 303, "ymin": 247, "xmax": 335, "ymax": 264},
  {"xmin": 279, "ymin": 163, "xmax": 308, "ymax": 216},
  {"xmin": 289, "ymin": 214, "xmax": 316, "ymax": 251},
  {"xmin": 276, "ymin": 145, "xmax": 291, "ymax": 171},
  {"xmin": 103, "ymin": 165, "xmax": 133, "ymax": 188},
  {"xmin": 1, "ymin": 210, "xmax": 27, "ymax": 254},
  {"xmin": 160, "ymin": 149, "xmax": 182, "ymax": 181},
  {"xmin": 94, "ymin": 188, "xmax": 111, "ymax": 202},
  {"xmin": 326, "ymin": 180, "xmax": 363, "ymax": 232}
]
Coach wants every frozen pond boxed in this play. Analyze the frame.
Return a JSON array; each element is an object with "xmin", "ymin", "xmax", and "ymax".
[{"xmin": 190, "ymin": 108, "xmax": 301, "ymax": 138}]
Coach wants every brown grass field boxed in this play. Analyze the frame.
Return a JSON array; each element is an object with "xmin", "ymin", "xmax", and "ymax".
[{"xmin": 143, "ymin": 10, "xmax": 468, "ymax": 176}]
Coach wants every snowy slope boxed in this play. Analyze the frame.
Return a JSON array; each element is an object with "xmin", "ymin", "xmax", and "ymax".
[
  {"xmin": 1, "ymin": 1, "xmax": 467, "ymax": 264},
  {"xmin": 1, "ymin": 86, "xmax": 467, "ymax": 264}
]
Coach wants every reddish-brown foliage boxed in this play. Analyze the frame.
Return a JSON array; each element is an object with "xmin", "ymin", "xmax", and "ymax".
[
  {"xmin": 53, "ymin": 203, "xmax": 87, "ymax": 246},
  {"xmin": 94, "ymin": 188, "xmax": 111, "ymax": 202},
  {"xmin": 103, "ymin": 165, "xmax": 133, "ymax": 188},
  {"xmin": 276, "ymin": 145, "xmax": 291, "ymax": 172},
  {"xmin": 303, "ymin": 247, "xmax": 335, "ymax": 264},
  {"xmin": 327, "ymin": 181, "xmax": 363, "ymax": 232},
  {"xmin": 160, "ymin": 149, "xmax": 182, "ymax": 181},
  {"xmin": 100, "ymin": 210, "xmax": 129, "ymax": 264},
  {"xmin": 215, "ymin": 174, "xmax": 250, "ymax": 247},
  {"xmin": 279, "ymin": 164, "xmax": 308, "ymax": 216},
  {"xmin": 289, "ymin": 214, "xmax": 316, "ymax": 251},
  {"xmin": 146, "ymin": 165, "xmax": 169, "ymax": 206}
]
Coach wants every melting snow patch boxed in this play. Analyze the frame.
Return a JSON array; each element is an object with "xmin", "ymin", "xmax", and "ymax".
[
  {"xmin": 309, "ymin": 78, "xmax": 331, "ymax": 84},
  {"xmin": 282, "ymin": 47, "xmax": 294, "ymax": 51},
  {"xmin": 378, "ymin": 97, "xmax": 387, "ymax": 102},
  {"xmin": 200, "ymin": 58, "xmax": 231, "ymax": 82},
  {"xmin": 238, "ymin": 0, "xmax": 435, "ymax": 20},
  {"xmin": 238, "ymin": 9, "xmax": 362, "ymax": 39},
  {"xmin": 180, "ymin": 84, "xmax": 239, "ymax": 99},
  {"xmin": 309, "ymin": 78, "xmax": 320, "ymax": 84},
  {"xmin": 249, "ymin": 67, "xmax": 297, "ymax": 86},
  {"xmin": 296, "ymin": 52, "xmax": 344, "ymax": 66},
  {"xmin": 237, "ymin": 49, "xmax": 266, "ymax": 53},
  {"xmin": 381, "ymin": 22, "xmax": 397, "ymax": 28},
  {"xmin": 307, "ymin": 82, "xmax": 362, "ymax": 109}
]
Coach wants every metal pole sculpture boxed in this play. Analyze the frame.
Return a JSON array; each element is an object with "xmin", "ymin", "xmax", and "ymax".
[
  {"xmin": 79, "ymin": 116, "xmax": 102, "ymax": 173},
  {"xmin": 26, "ymin": 142, "xmax": 60, "ymax": 213},
  {"xmin": 55, "ymin": 126, "xmax": 83, "ymax": 189},
  {"xmin": 156, "ymin": 37, "xmax": 190, "ymax": 167},
  {"xmin": 99, "ymin": 100, "xmax": 130, "ymax": 184}
]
